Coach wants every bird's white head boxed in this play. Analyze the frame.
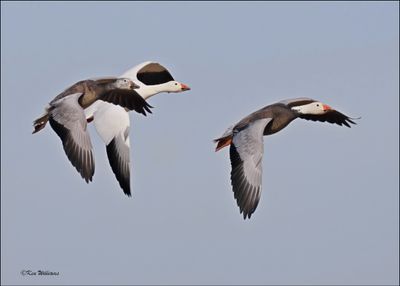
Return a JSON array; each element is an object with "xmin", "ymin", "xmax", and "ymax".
[
  {"xmin": 162, "ymin": 80, "xmax": 191, "ymax": 93},
  {"xmin": 133, "ymin": 80, "xmax": 191, "ymax": 100},
  {"xmin": 291, "ymin": 101, "xmax": 331, "ymax": 115},
  {"xmin": 114, "ymin": 78, "xmax": 140, "ymax": 90}
]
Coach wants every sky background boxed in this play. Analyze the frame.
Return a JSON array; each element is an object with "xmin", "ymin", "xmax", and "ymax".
[{"xmin": 1, "ymin": 2, "xmax": 399, "ymax": 285}]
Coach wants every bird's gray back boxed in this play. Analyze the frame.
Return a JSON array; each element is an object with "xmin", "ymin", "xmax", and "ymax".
[{"xmin": 50, "ymin": 80, "xmax": 89, "ymax": 104}]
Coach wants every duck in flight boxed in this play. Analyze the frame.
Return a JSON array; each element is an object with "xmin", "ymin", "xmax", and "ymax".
[
  {"xmin": 32, "ymin": 77, "xmax": 152, "ymax": 184},
  {"xmin": 214, "ymin": 97, "xmax": 358, "ymax": 219}
]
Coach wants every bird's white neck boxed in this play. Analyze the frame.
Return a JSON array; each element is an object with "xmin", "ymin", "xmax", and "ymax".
[{"xmin": 136, "ymin": 84, "xmax": 165, "ymax": 100}]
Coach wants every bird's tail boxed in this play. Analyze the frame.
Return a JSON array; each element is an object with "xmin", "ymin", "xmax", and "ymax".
[
  {"xmin": 214, "ymin": 125, "xmax": 235, "ymax": 152},
  {"xmin": 32, "ymin": 112, "xmax": 50, "ymax": 134},
  {"xmin": 214, "ymin": 135, "xmax": 233, "ymax": 152}
]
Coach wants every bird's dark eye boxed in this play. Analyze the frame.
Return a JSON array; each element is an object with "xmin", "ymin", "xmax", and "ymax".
[
  {"xmin": 316, "ymin": 104, "xmax": 319, "ymax": 107},
  {"xmin": 175, "ymin": 83, "xmax": 178, "ymax": 85}
]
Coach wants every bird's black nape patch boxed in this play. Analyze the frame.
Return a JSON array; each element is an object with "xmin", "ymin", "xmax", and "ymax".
[{"xmin": 137, "ymin": 63, "xmax": 175, "ymax": 85}]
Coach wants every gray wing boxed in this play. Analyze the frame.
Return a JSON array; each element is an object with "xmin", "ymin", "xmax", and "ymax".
[
  {"xmin": 48, "ymin": 93, "xmax": 95, "ymax": 183},
  {"xmin": 106, "ymin": 128, "xmax": 131, "ymax": 196},
  {"xmin": 230, "ymin": 118, "xmax": 272, "ymax": 219}
]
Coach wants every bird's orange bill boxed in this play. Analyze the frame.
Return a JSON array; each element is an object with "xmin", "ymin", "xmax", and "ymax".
[
  {"xmin": 323, "ymin": 104, "xmax": 331, "ymax": 111},
  {"xmin": 181, "ymin": 83, "xmax": 191, "ymax": 91}
]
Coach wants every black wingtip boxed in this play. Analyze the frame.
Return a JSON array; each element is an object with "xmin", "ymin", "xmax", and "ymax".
[
  {"xmin": 239, "ymin": 203, "xmax": 254, "ymax": 220},
  {"xmin": 121, "ymin": 180, "xmax": 131, "ymax": 197},
  {"xmin": 239, "ymin": 206, "xmax": 254, "ymax": 220},
  {"xmin": 143, "ymin": 103, "xmax": 153, "ymax": 115},
  {"xmin": 344, "ymin": 116, "xmax": 360, "ymax": 128},
  {"xmin": 230, "ymin": 144, "xmax": 260, "ymax": 220},
  {"xmin": 106, "ymin": 138, "xmax": 131, "ymax": 197},
  {"xmin": 348, "ymin": 116, "xmax": 361, "ymax": 124},
  {"xmin": 137, "ymin": 100, "xmax": 153, "ymax": 117}
]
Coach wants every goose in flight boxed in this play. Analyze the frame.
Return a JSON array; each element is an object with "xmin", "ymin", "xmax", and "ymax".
[
  {"xmin": 84, "ymin": 61, "xmax": 191, "ymax": 196},
  {"xmin": 214, "ymin": 98, "xmax": 357, "ymax": 219},
  {"xmin": 32, "ymin": 77, "xmax": 152, "ymax": 184}
]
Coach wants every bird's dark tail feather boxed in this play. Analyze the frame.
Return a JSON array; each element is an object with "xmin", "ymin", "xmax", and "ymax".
[
  {"xmin": 214, "ymin": 135, "xmax": 233, "ymax": 152},
  {"xmin": 32, "ymin": 113, "xmax": 50, "ymax": 134}
]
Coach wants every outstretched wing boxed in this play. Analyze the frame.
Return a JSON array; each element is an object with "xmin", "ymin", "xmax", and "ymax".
[
  {"xmin": 136, "ymin": 62, "xmax": 175, "ymax": 85},
  {"xmin": 99, "ymin": 89, "xmax": 152, "ymax": 116},
  {"xmin": 92, "ymin": 103, "xmax": 132, "ymax": 196},
  {"xmin": 299, "ymin": 110, "xmax": 357, "ymax": 127},
  {"xmin": 106, "ymin": 131, "xmax": 131, "ymax": 196},
  {"xmin": 230, "ymin": 118, "xmax": 272, "ymax": 219},
  {"xmin": 49, "ymin": 93, "xmax": 95, "ymax": 183}
]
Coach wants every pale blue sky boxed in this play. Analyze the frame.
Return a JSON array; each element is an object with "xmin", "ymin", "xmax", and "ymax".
[{"xmin": 1, "ymin": 2, "xmax": 399, "ymax": 285}]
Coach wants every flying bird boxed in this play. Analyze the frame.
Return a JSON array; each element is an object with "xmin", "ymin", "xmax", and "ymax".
[
  {"xmin": 84, "ymin": 61, "xmax": 191, "ymax": 196},
  {"xmin": 214, "ymin": 97, "xmax": 358, "ymax": 219},
  {"xmin": 32, "ymin": 77, "xmax": 152, "ymax": 184}
]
